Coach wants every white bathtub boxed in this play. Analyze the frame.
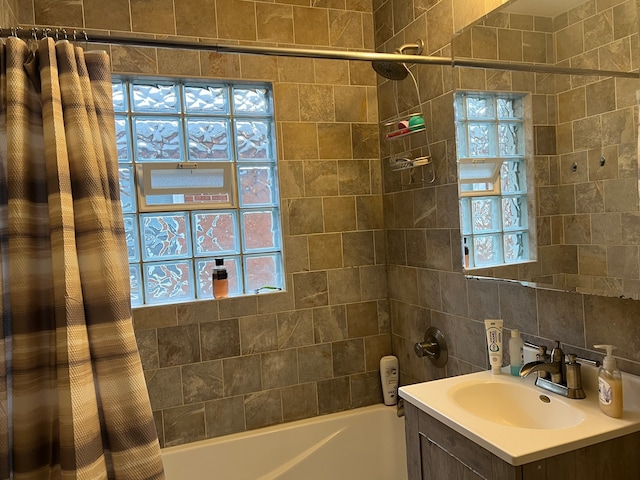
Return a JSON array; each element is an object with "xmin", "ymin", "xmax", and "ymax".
[{"xmin": 161, "ymin": 404, "xmax": 408, "ymax": 480}]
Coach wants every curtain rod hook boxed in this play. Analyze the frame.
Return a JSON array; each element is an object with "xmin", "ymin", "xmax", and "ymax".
[
  {"xmin": 43, "ymin": 28, "xmax": 51, "ymax": 38},
  {"xmin": 61, "ymin": 29, "xmax": 67, "ymax": 40},
  {"xmin": 31, "ymin": 27, "xmax": 38, "ymax": 40}
]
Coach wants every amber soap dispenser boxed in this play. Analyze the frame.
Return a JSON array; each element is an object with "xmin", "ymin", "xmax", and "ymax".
[{"xmin": 213, "ymin": 258, "xmax": 229, "ymax": 299}]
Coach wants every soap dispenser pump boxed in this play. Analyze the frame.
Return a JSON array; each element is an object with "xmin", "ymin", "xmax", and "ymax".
[{"xmin": 594, "ymin": 344, "xmax": 623, "ymax": 418}]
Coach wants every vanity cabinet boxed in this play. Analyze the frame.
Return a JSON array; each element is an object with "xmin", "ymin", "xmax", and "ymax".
[{"xmin": 404, "ymin": 403, "xmax": 640, "ymax": 480}]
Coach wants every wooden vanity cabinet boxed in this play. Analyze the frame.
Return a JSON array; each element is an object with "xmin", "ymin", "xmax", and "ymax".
[{"xmin": 404, "ymin": 402, "xmax": 640, "ymax": 480}]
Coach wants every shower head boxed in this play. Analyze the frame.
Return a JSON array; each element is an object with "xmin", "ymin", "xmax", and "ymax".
[
  {"xmin": 371, "ymin": 39, "xmax": 424, "ymax": 81},
  {"xmin": 372, "ymin": 60, "xmax": 410, "ymax": 80}
]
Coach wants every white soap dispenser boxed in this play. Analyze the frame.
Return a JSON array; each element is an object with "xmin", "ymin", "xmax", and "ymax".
[{"xmin": 594, "ymin": 345, "xmax": 623, "ymax": 418}]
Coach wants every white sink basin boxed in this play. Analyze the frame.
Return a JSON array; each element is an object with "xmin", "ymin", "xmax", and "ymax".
[
  {"xmin": 399, "ymin": 366, "xmax": 640, "ymax": 466},
  {"xmin": 450, "ymin": 381, "xmax": 585, "ymax": 429}
]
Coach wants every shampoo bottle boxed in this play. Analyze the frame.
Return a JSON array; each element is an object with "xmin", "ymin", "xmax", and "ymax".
[
  {"xmin": 212, "ymin": 258, "xmax": 229, "ymax": 299},
  {"xmin": 594, "ymin": 344, "xmax": 623, "ymax": 418},
  {"xmin": 509, "ymin": 329, "xmax": 524, "ymax": 376}
]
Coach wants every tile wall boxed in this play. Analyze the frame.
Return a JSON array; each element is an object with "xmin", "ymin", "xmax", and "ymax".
[
  {"xmin": 19, "ymin": 0, "xmax": 389, "ymax": 448},
  {"xmin": 14, "ymin": 0, "xmax": 640, "ymax": 451},
  {"xmin": 374, "ymin": 0, "xmax": 640, "ymax": 387}
]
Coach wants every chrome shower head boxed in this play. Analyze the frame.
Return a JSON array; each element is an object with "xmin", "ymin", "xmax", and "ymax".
[{"xmin": 371, "ymin": 39, "xmax": 424, "ymax": 81}]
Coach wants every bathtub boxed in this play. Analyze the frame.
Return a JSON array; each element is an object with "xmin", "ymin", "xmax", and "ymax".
[{"xmin": 161, "ymin": 404, "xmax": 407, "ymax": 480}]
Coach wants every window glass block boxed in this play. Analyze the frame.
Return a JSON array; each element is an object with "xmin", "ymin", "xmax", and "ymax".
[
  {"xmin": 239, "ymin": 166, "xmax": 277, "ymax": 206},
  {"xmin": 144, "ymin": 260, "xmax": 194, "ymax": 304},
  {"xmin": 455, "ymin": 123, "xmax": 469, "ymax": 158},
  {"xmin": 468, "ymin": 123, "xmax": 496, "ymax": 157},
  {"xmin": 473, "ymin": 234, "xmax": 503, "ymax": 266},
  {"xmin": 184, "ymin": 85, "xmax": 228, "ymax": 113},
  {"xmin": 502, "ymin": 196, "xmax": 527, "ymax": 230},
  {"xmin": 497, "ymin": 97, "xmax": 522, "ymax": 119},
  {"xmin": 471, "ymin": 197, "xmax": 502, "ymax": 233},
  {"xmin": 123, "ymin": 214, "xmax": 140, "ymax": 262},
  {"xmin": 242, "ymin": 210, "xmax": 280, "ymax": 252},
  {"xmin": 113, "ymin": 82, "xmax": 127, "ymax": 112},
  {"xmin": 140, "ymin": 212, "xmax": 191, "ymax": 261},
  {"xmin": 501, "ymin": 160, "xmax": 526, "ymax": 194},
  {"xmin": 129, "ymin": 264, "xmax": 143, "ymax": 307},
  {"xmin": 498, "ymin": 123, "xmax": 523, "ymax": 156},
  {"xmin": 119, "ymin": 165, "xmax": 137, "ymax": 213},
  {"xmin": 187, "ymin": 118, "xmax": 231, "ymax": 160},
  {"xmin": 233, "ymin": 87, "xmax": 270, "ymax": 114},
  {"xmin": 132, "ymin": 83, "xmax": 179, "ymax": 112},
  {"xmin": 454, "ymin": 94, "xmax": 467, "ymax": 121},
  {"xmin": 504, "ymin": 232, "xmax": 529, "ymax": 263},
  {"xmin": 196, "ymin": 256, "xmax": 241, "ymax": 298},
  {"xmin": 466, "ymin": 96, "xmax": 495, "ymax": 119},
  {"xmin": 115, "ymin": 116, "xmax": 131, "ymax": 163},
  {"xmin": 459, "ymin": 198, "xmax": 472, "ymax": 235},
  {"xmin": 134, "ymin": 117, "xmax": 183, "ymax": 161},
  {"xmin": 192, "ymin": 211, "xmax": 239, "ymax": 256},
  {"xmin": 235, "ymin": 120, "xmax": 273, "ymax": 160},
  {"xmin": 244, "ymin": 254, "xmax": 283, "ymax": 293}
]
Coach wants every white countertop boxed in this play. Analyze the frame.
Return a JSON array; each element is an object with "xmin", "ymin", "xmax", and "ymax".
[{"xmin": 399, "ymin": 365, "xmax": 640, "ymax": 466}]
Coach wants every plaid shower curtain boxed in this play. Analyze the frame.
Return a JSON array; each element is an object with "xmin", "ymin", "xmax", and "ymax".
[{"xmin": 0, "ymin": 37, "xmax": 164, "ymax": 479}]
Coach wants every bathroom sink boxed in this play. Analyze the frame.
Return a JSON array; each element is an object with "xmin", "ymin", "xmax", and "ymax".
[
  {"xmin": 399, "ymin": 367, "xmax": 640, "ymax": 466},
  {"xmin": 450, "ymin": 380, "xmax": 585, "ymax": 429}
]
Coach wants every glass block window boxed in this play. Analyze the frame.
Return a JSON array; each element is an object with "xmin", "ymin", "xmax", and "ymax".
[
  {"xmin": 115, "ymin": 78, "xmax": 283, "ymax": 306},
  {"xmin": 455, "ymin": 92, "xmax": 532, "ymax": 269}
]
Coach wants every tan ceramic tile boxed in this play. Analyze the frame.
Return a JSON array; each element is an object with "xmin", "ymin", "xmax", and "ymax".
[
  {"xmin": 200, "ymin": 52, "xmax": 241, "ymax": 79},
  {"xmin": 299, "ymin": 84, "xmax": 335, "ymax": 122},
  {"xmin": 509, "ymin": 13, "xmax": 533, "ymax": 30},
  {"xmin": 256, "ymin": 3, "xmax": 294, "ymax": 43},
  {"xmin": 329, "ymin": 10, "xmax": 363, "ymax": 48},
  {"xmin": 557, "ymin": 87, "xmax": 586, "ymax": 123},
  {"xmin": 308, "ymin": 233, "xmax": 344, "ymax": 270},
  {"xmin": 174, "ymin": 0, "xmax": 217, "ymax": 37},
  {"xmin": 130, "ymin": 0, "xmax": 175, "ymax": 34},
  {"xmin": 497, "ymin": 28, "xmax": 522, "ymax": 62},
  {"xmin": 523, "ymin": 31, "xmax": 547, "ymax": 63},
  {"xmin": 599, "ymin": 37, "xmax": 632, "ymax": 72},
  {"xmin": 318, "ymin": 123, "xmax": 352, "ymax": 159},
  {"xmin": 427, "ymin": 0, "xmax": 453, "ymax": 53},
  {"xmin": 471, "ymin": 26, "xmax": 498, "ymax": 60},
  {"xmin": 281, "ymin": 122, "xmax": 318, "ymax": 160},
  {"xmin": 274, "ymin": 84, "xmax": 300, "ymax": 121},
  {"xmin": 323, "ymin": 196, "xmax": 357, "ymax": 232},
  {"xmin": 84, "ymin": 0, "xmax": 131, "ymax": 31},
  {"xmin": 240, "ymin": 55, "xmax": 279, "ymax": 81},
  {"xmin": 338, "ymin": 160, "xmax": 371, "ymax": 195},
  {"xmin": 288, "ymin": 198, "xmax": 325, "ymax": 235},
  {"xmin": 304, "ymin": 161, "xmax": 339, "ymax": 196},
  {"xmin": 277, "ymin": 57, "xmax": 315, "ymax": 84},
  {"xmin": 157, "ymin": 48, "xmax": 201, "ymax": 76},
  {"xmin": 334, "ymin": 86, "xmax": 368, "ymax": 122},
  {"xmin": 34, "ymin": 0, "xmax": 83, "ymax": 27},
  {"xmin": 315, "ymin": 59, "xmax": 350, "ymax": 86},
  {"xmin": 556, "ymin": 23, "xmax": 584, "ymax": 62},
  {"xmin": 601, "ymin": 107, "xmax": 636, "ymax": 146},
  {"xmin": 278, "ymin": 160, "xmax": 305, "ymax": 198},
  {"xmin": 217, "ymin": 0, "xmax": 257, "ymax": 40},
  {"xmin": 607, "ymin": 245, "xmax": 640, "ymax": 278},
  {"xmin": 111, "ymin": 46, "xmax": 158, "ymax": 74},
  {"xmin": 584, "ymin": 10, "xmax": 613, "ymax": 51},
  {"xmin": 294, "ymin": 6, "xmax": 330, "ymax": 46}
]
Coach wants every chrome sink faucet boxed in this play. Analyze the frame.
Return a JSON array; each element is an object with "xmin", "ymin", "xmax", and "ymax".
[{"xmin": 519, "ymin": 341, "xmax": 586, "ymax": 399}]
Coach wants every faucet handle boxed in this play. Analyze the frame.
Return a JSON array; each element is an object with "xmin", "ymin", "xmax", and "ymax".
[{"xmin": 550, "ymin": 341, "xmax": 564, "ymax": 362}]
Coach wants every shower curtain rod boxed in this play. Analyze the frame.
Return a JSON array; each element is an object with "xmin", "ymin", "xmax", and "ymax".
[{"xmin": 3, "ymin": 26, "xmax": 639, "ymax": 79}]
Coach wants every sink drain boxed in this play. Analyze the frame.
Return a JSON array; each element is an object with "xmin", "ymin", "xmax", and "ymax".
[{"xmin": 539, "ymin": 395, "xmax": 551, "ymax": 403}]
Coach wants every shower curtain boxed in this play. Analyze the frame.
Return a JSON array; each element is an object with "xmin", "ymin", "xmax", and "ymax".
[{"xmin": 0, "ymin": 37, "xmax": 164, "ymax": 479}]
